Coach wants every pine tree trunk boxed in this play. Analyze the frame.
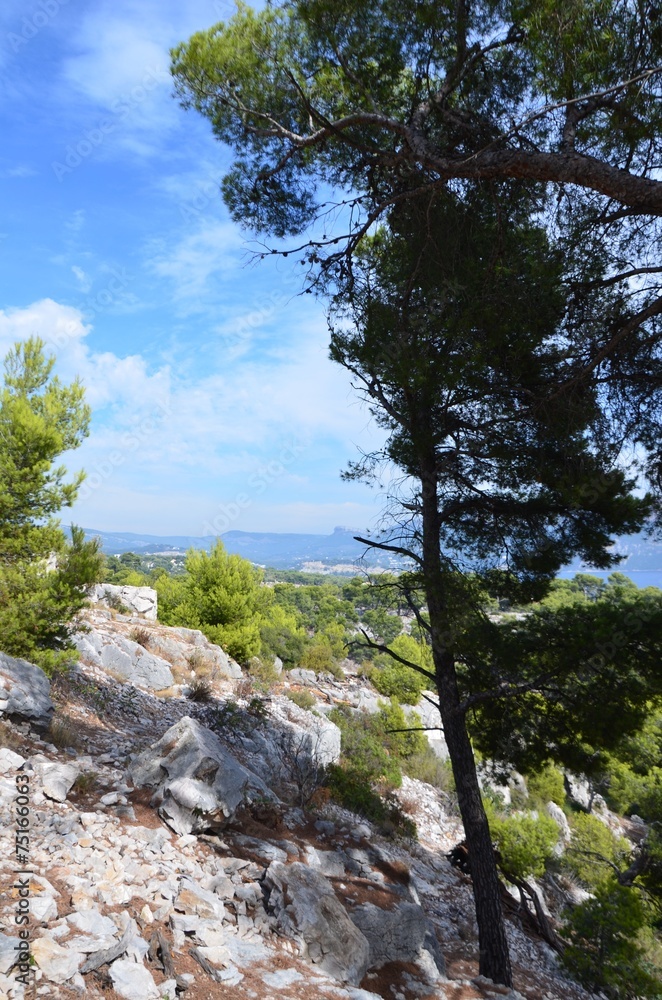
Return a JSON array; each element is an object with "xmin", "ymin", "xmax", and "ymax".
[{"xmin": 420, "ymin": 463, "xmax": 513, "ymax": 988}]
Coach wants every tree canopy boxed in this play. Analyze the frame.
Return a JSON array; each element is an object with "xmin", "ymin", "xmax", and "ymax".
[
  {"xmin": 0, "ymin": 338, "xmax": 103, "ymax": 671},
  {"xmin": 171, "ymin": 4, "xmax": 662, "ymax": 986}
]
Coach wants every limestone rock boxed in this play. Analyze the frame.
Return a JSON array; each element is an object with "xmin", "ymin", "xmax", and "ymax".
[
  {"xmin": 169, "ymin": 627, "xmax": 243, "ymax": 679},
  {"xmin": 109, "ymin": 958, "xmax": 161, "ymax": 1000},
  {"xmin": 350, "ymin": 902, "xmax": 446, "ymax": 980},
  {"xmin": 0, "ymin": 747, "xmax": 26, "ymax": 773},
  {"xmin": 264, "ymin": 861, "xmax": 370, "ymax": 985},
  {"xmin": 34, "ymin": 761, "xmax": 79, "ymax": 802},
  {"xmin": 409, "ymin": 692, "xmax": 448, "ymax": 759},
  {"xmin": 0, "ymin": 652, "xmax": 54, "ymax": 729},
  {"xmin": 0, "ymin": 933, "xmax": 21, "ymax": 975},
  {"xmin": 175, "ymin": 878, "xmax": 225, "ymax": 920},
  {"xmin": 31, "ymin": 937, "xmax": 83, "ymax": 983},
  {"xmin": 288, "ymin": 668, "xmax": 317, "ymax": 685},
  {"xmin": 270, "ymin": 697, "xmax": 341, "ymax": 767},
  {"xmin": 262, "ymin": 968, "xmax": 304, "ymax": 987},
  {"xmin": 546, "ymin": 801, "xmax": 572, "ymax": 845},
  {"xmin": 75, "ymin": 630, "xmax": 173, "ymax": 690},
  {"xmin": 90, "ymin": 584, "xmax": 158, "ymax": 620},
  {"xmin": 564, "ymin": 772, "xmax": 593, "ymax": 811},
  {"xmin": 129, "ymin": 715, "xmax": 276, "ymax": 835}
]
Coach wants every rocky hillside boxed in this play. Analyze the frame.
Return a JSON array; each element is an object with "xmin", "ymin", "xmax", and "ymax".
[{"xmin": 0, "ymin": 589, "xmax": 610, "ymax": 1000}]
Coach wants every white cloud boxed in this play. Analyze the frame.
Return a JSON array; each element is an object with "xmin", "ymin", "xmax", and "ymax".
[
  {"xmin": 0, "ymin": 298, "xmax": 384, "ymax": 534},
  {"xmin": 145, "ymin": 220, "xmax": 246, "ymax": 307},
  {"xmin": 0, "ymin": 299, "xmax": 171, "ymax": 413},
  {"xmin": 0, "ymin": 164, "xmax": 36, "ymax": 178},
  {"xmin": 71, "ymin": 265, "xmax": 90, "ymax": 291},
  {"xmin": 53, "ymin": 0, "xmax": 228, "ymax": 159}
]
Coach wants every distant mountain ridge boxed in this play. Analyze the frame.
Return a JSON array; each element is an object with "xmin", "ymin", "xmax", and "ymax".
[
  {"xmin": 80, "ymin": 526, "xmax": 395, "ymax": 570},
  {"xmin": 79, "ymin": 526, "xmax": 662, "ymax": 576}
]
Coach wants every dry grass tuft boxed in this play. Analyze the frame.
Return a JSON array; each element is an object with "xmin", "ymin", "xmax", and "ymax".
[
  {"xmin": 129, "ymin": 627, "xmax": 151, "ymax": 648},
  {"xmin": 48, "ymin": 715, "xmax": 81, "ymax": 749},
  {"xmin": 187, "ymin": 677, "xmax": 213, "ymax": 702},
  {"xmin": 0, "ymin": 720, "xmax": 23, "ymax": 751}
]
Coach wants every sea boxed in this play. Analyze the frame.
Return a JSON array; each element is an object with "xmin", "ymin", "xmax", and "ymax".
[{"xmin": 557, "ymin": 569, "xmax": 662, "ymax": 591}]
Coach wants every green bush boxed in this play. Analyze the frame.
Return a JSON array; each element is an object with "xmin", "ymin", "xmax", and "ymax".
[
  {"xmin": 286, "ymin": 689, "xmax": 316, "ymax": 711},
  {"xmin": 561, "ymin": 880, "xmax": 661, "ymax": 999},
  {"xmin": 324, "ymin": 764, "xmax": 417, "ymax": 838},
  {"xmin": 564, "ymin": 812, "xmax": 631, "ymax": 889},
  {"xmin": 155, "ymin": 541, "xmax": 273, "ymax": 662},
  {"xmin": 259, "ymin": 603, "xmax": 307, "ymax": 667},
  {"xmin": 300, "ymin": 635, "xmax": 344, "ymax": 679},
  {"xmin": 329, "ymin": 704, "xmax": 403, "ymax": 788},
  {"xmin": 246, "ymin": 656, "xmax": 281, "ymax": 692},
  {"xmin": 526, "ymin": 765, "xmax": 566, "ymax": 808},
  {"xmin": 369, "ymin": 634, "xmax": 432, "ymax": 705},
  {"xmin": 403, "ymin": 749, "xmax": 456, "ymax": 795},
  {"xmin": 487, "ymin": 807, "xmax": 559, "ymax": 879}
]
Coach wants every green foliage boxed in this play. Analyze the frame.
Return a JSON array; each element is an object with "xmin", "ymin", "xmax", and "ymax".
[
  {"xmin": 329, "ymin": 698, "xmax": 427, "ymax": 792},
  {"xmin": 300, "ymin": 635, "xmax": 341, "ymax": 677},
  {"xmin": 286, "ymin": 689, "xmax": 316, "ymax": 711},
  {"xmin": 324, "ymin": 764, "xmax": 417, "ymax": 839},
  {"xmin": 561, "ymin": 880, "xmax": 661, "ymax": 999},
  {"xmin": 362, "ymin": 607, "xmax": 402, "ymax": 644},
  {"xmin": 273, "ymin": 580, "xmax": 357, "ymax": 633},
  {"xmin": 329, "ymin": 704, "xmax": 402, "ymax": 789},
  {"xmin": 369, "ymin": 633, "xmax": 433, "ymax": 704},
  {"xmin": 245, "ymin": 656, "xmax": 281, "ymax": 692},
  {"xmin": 0, "ymin": 338, "xmax": 89, "ymax": 560},
  {"xmin": 259, "ymin": 602, "xmax": 307, "ymax": 668},
  {"xmin": 470, "ymin": 592, "xmax": 662, "ymax": 777},
  {"xmin": 485, "ymin": 803, "xmax": 559, "ymax": 880},
  {"xmin": 525, "ymin": 765, "xmax": 566, "ymax": 808},
  {"xmin": 155, "ymin": 541, "xmax": 272, "ymax": 662},
  {"xmin": 187, "ymin": 677, "xmax": 213, "ymax": 702},
  {"xmin": 402, "ymin": 749, "xmax": 456, "ymax": 796},
  {"xmin": 564, "ymin": 812, "xmax": 630, "ymax": 889},
  {"xmin": 0, "ymin": 339, "xmax": 103, "ymax": 672}
]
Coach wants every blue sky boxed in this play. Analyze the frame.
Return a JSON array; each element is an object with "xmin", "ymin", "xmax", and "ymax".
[{"xmin": 0, "ymin": 0, "xmax": 386, "ymax": 536}]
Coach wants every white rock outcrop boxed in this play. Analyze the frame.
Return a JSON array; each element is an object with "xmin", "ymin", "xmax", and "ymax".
[
  {"xmin": 74, "ymin": 630, "xmax": 174, "ymax": 690},
  {"xmin": 129, "ymin": 715, "xmax": 277, "ymax": 834},
  {"xmin": 90, "ymin": 584, "xmax": 158, "ymax": 620},
  {"xmin": 264, "ymin": 861, "xmax": 371, "ymax": 985},
  {"xmin": 0, "ymin": 652, "xmax": 54, "ymax": 729}
]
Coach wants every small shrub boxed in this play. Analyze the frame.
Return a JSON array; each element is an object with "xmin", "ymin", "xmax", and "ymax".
[
  {"xmin": 48, "ymin": 715, "xmax": 81, "ymax": 750},
  {"xmin": 187, "ymin": 648, "xmax": 214, "ymax": 676},
  {"xmin": 247, "ymin": 695, "xmax": 269, "ymax": 723},
  {"xmin": 526, "ymin": 765, "xmax": 566, "ymax": 808},
  {"xmin": 212, "ymin": 700, "xmax": 245, "ymax": 732},
  {"xmin": 104, "ymin": 591, "xmax": 130, "ymax": 614},
  {"xmin": 73, "ymin": 771, "xmax": 99, "ymax": 794},
  {"xmin": 234, "ymin": 677, "xmax": 254, "ymax": 700},
  {"xmin": 329, "ymin": 705, "xmax": 402, "ymax": 788},
  {"xmin": 325, "ymin": 764, "xmax": 417, "ymax": 838},
  {"xmin": 129, "ymin": 627, "xmax": 151, "ymax": 648},
  {"xmin": 561, "ymin": 880, "xmax": 661, "ymax": 998},
  {"xmin": 187, "ymin": 677, "xmax": 213, "ymax": 702},
  {"xmin": 564, "ymin": 812, "xmax": 631, "ymax": 889},
  {"xmin": 403, "ymin": 749, "xmax": 456, "ymax": 795},
  {"xmin": 300, "ymin": 640, "xmax": 336, "ymax": 675},
  {"xmin": 286, "ymin": 689, "xmax": 316, "ymax": 711},
  {"xmin": 0, "ymin": 721, "xmax": 22, "ymax": 750},
  {"xmin": 489, "ymin": 810, "xmax": 559, "ymax": 880},
  {"xmin": 246, "ymin": 657, "xmax": 280, "ymax": 692}
]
